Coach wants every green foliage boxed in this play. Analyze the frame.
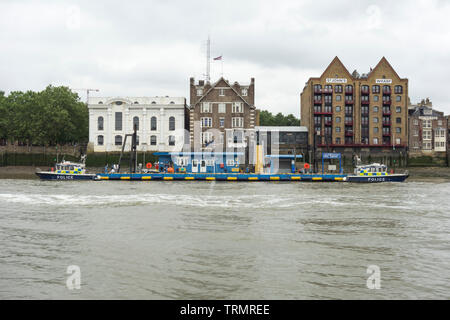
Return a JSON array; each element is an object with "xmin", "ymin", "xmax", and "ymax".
[
  {"xmin": 259, "ymin": 110, "xmax": 300, "ymax": 126},
  {"xmin": 0, "ymin": 85, "xmax": 88, "ymax": 145}
]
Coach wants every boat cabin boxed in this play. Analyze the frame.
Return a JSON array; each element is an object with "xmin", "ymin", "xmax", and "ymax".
[
  {"xmin": 355, "ymin": 163, "xmax": 388, "ymax": 175},
  {"xmin": 55, "ymin": 161, "xmax": 85, "ymax": 174},
  {"xmin": 153, "ymin": 152, "xmax": 243, "ymax": 173}
]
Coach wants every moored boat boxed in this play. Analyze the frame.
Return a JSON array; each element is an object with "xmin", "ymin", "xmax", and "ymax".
[
  {"xmin": 344, "ymin": 163, "xmax": 408, "ymax": 183},
  {"xmin": 35, "ymin": 156, "xmax": 97, "ymax": 181}
]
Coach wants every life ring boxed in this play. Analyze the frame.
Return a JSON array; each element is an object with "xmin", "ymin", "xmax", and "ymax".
[
  {"xmin": 146, "ymin": 162, "xmax": 152, "ymax": 169},
  {"xmin": 304, "ymin": 163, "xmax": 310, "ymax": 169}
]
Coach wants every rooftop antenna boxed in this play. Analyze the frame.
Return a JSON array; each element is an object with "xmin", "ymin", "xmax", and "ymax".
[{"xmin": 206, "ymin": 36, "xmax": 211, "ymax": 83}]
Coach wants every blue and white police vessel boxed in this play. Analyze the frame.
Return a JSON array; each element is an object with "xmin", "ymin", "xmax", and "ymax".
[
  {"xmin": 35, "ymin": 155, "xmax": 97, "ymax": 181},
  {"xmin": 345, "ymin": 163, "xmax": 409, "ymax": 183}
]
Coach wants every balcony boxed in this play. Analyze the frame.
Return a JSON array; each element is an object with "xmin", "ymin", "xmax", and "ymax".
[
  {"xmin": 382, "ymin": 121, "xmax": 391, "ymax": 126},
  {"xmin": 361, "ymin": 100, "xmax": 370, "ymax": 105},
  {"xmin": 345, "ymin": 99, "xmax": 354, "ymax": 105},
  {"xmin": 361, "ymin": 88, "xmax": 370, "ymax": 95},
  {"xmin": 382, "ymin": 109, "xmax": 391, "ymax": 115},
  {"xmin": 345, "ymin": 131, "xmax": 354, "ymax": 137},
  {"xmin": 382, "ymin": 132, "xmax": 391, "ymax": 136},
  {"xmin": 324, "ymin": 120, "xmax": 332, "ymax": 126},
  {"xmin": 345, "ymin": 88, "xmax": 353, "ymax": 94},
  {"xmin": 314, "ymin": 111, "xmax": 333, "ymax": 115},
  {"xmin": 383, "ymin": 100, "xmax": 391, "ymax": 105},
  {"xmin": 322, "ymin": 88, "xmax": 333, "ymax": 94},
  {"xmin": 314, "ymin": 98, "xmax": 322, "ymax": 105},
  {"xmin": 314, "ymin": 88, "xmax": 322, "ymax": 94},
  {"xmin": 383, "ymin": 89, "xmax": 391, "ymax": 95},
  {"xmin": 345, "ymin": 120, "xmax": 353, "ymax": 126}
]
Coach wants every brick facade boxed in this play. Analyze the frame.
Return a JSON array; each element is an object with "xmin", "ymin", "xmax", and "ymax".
[
  {"xmin": 300, "ymin": 57, "xmax": 408, "ymax": 154},
  {"xmin": 189, "ymin": 77, "xmax": 257, "ymax": 151}
]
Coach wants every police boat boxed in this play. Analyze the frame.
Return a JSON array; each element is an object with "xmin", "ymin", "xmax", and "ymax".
[
  {"xmin": 344, "ymin": 163, "xmax": 409, "ymax": 183},
  {"xmin": 35, "ymin": 155, "xmax": 97, "ymax": 181}
]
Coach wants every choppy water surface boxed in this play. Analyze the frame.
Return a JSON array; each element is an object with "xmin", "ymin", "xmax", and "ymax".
[{"xmin": 0, "ymin": 179, "xmax": 449, "ymax": 299}]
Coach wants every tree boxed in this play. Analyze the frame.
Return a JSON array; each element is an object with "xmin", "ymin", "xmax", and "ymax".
[{"xmin": 259, "ymin": 110, "xmax": 300, "ymax": 126}]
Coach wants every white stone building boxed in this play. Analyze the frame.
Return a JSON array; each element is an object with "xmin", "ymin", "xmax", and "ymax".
[{"xmin": 88, "ymin": 96, "xmax": 188, "ymax": 152}]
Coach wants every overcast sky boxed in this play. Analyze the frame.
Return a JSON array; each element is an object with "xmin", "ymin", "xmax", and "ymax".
[{"xmin": 1, "ymin": 0, "xmax": 450, "ymax": 117}]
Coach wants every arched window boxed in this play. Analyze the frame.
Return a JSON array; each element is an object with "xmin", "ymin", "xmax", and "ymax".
[
  {"xmin": 151, "ymin": 116, "xmax": 157, "ymax": 131},
  {"xmin": 98, "ymin": 101, "xmax": 103, "ymax": 104},
  {"xmin": 115, "ymin": 135, "xmax": 122, "ymax": 146},
  {"xmin": 134, "ymin": 101, "xmax": 139, "ymax": 104},
  {"xmin": 133, "ymin": 116, "xmax": 139, "ymax": 131},
  {"xmin": 150, "ymin": 135, "xmax": 157, "ymax": 145},
  {"xmin": 98, "ymin": 116, "xmax": 104, "ymax": 131},
  {"xmin": 97, "ymin": 135, "xmax": 104, "ymax": 146},
  {"xmin": 169, "ymin": 116, "xmax": 175, "ymax": 131},
  {"xmin": 170, "ymin": 101, "xmax": 175, "ymax": 104},
  {"xmin": 151, "ymin": 101, "xmax": 156, "ymax": 104}
]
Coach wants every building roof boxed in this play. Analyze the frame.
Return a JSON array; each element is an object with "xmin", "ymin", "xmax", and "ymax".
[
  {"xmin": 88, "ymin": 96, "xmax": 187, "ymax": 106},
  {"xmin": 194, "ymin": 77, "xmax": 254, "ymax": 108}
]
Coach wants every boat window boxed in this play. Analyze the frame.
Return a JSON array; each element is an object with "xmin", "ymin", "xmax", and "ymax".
[{"xmin": 69, "ymin": 166, "xmax": 74, "ymax": 171}]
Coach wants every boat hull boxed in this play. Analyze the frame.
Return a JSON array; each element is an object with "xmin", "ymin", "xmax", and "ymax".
[
  {"xmin": 36, "ymin": 172, "xmax": 97, "ymax": 181},
  {"xmin": 345, "ymin": 174, "xmax": 409, "ymax": 183}
]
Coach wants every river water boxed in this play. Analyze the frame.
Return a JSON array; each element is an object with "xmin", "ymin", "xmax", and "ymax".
[{"xmin": 0, "ymin": 178, "xmax": 449, "ymax": 299}]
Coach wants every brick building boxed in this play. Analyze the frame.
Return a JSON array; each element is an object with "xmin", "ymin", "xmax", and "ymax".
[
  {"xmin": 189, "ymin": 77, "xmax": 258, "ymax": 151},
  {"xmin": 300, "ymin": 57, "xmax": 408, "ymax": 159},
  {"xmin": 408, "ymin": 98, "xmax": 447, "ymax": 155}
]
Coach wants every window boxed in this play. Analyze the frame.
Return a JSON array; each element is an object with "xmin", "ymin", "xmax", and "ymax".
[
  {"xmin": 373, "ymin": 106, "xmax": 379, "ymax": 112},
  {"xmin": 169, "ymin": 116, "xmax": 175, "ymax": 131},
  {"xmin": 335, "ymin": 106, "xmax": 341, "ymax": 112},
  {"xmin": 241, "ymin": 88, "xmax": 248, "ymax": 96},
  {"xmin": 336, "ymin": 95, "xmax": 341, "ymax": 101},
  {"xmin": 414, "ymin": 119, "xmax": 419, "ymax": 125},
  {"xmin": 232, "ymin": 117, "xmax": 244, "ymax": 128},
  {"xmin": 373, "ymin": 117, "xmax": 379, "ymax": 123},
  {"xmin": 136, "ymin": 136, "xmax": 140, "ymax": 145},
  {"xmin": 97, "ymin": 135, "xmax": 104, "ymax": 146},
  {"xmin": 150, "ymin": 135, "xmax": 157, "ymax": 145},
  {"xmin": 169, "ymin": 135, "xmax": 175, "ymax": 146},
  {"xmin": 336, "ymin": 138, "xmax": 341, "ymax": 144},
  {"xmin": 373, "ymin": 138, "xmax": 379, "ymax": 144},
  {"xmin": 372, "ymin": 85, "xmax": 380, "ymax": 94},
  {"xmin": 151, "ymin": 116, "xmax": 157, "ymax": 131},
  {"xmin": 396, "ymin": 95, "xmax": 401, "ymax": 102},
  {"xmin": 133, "ymin": 116, "xmax": 139, "ymax": 131},
  {"xmin": 413, "ymin": 130, "xmax": 419, "ymax": 136},
  {"xmin": 396, "ymin": 127, "xmax": 401, "ymax": 133},
  {"xmin": 115, "ymin": 135, "xmax": 122, "ymax": 146},
  {"xmin": 201, "ymin": 102, "xmax": 211, "ymax": 113},
  {"xmin": 218, "ymin": 103, "xmax": 226, "ymax": 113},
  {"xmin": 201, "ymin": 132, "xmax": 213, "ymax": 144},
  {"xmin": 115, "ymin": 112, "xmax": 122, "ymax": 131},
  {"xmin": 361, "ymin": 85, "xmax": 369, "ymax": 92},
  {"xmin": 134, "ymin": 101, "xmax": 139, "ymax": 104},
  {"xmin": 396, "ymin": 138, "xmax": 401, "ymax": 144},
  {"xmin": 151, "ymin": 101, "xmax": 156, "ymax": 104},
  {"xmin": 219, "ymin": 117, "xmax": 225, "ymax": 127},
  {"xmin": 423, "ymin": 120, "xmax": 431, "ymax": 128},
  {"xmin": 396, "ymin": 117, "xmax": 401, "ymax": 124},
  {"xmin": 170, "ymin": 101, "xmax": 175, "ymax": 104},
  {"xmin": 226, "ymin": 159, "xmax": 235, "ymax": 166},
  {"xmin": 336, "ymin": 127, "xmax": 341, "ymax": 133},
  {"xmin": 383, "ymin": 86, "xmax": 391, "ymax": 93},
  {"xmin": 232, "ymin": 102, "xmax": 243, "ymax": 113},
  {"xmin": 438, "ymin": 120, "xmax": 443, "ymax": 126},
  {"xmin": 423, "ymin": 130, "xmax": 432, "ymax": 140},
  {"xmin": 374, "ymin": 127, "xmax": 379, "ymax": 133},
  {"xmin": 201, "ymin": 117, "xmax": 212, "ymax": 127},
  {"xmin": 336, "ymin": 116, "xmax": 341, "ymax": 123},
  {"xmin": 197, "ymin": 89, "xmax": 203, "ymax": 96},
  {"xmin": 373, "ymin": 95, "xmax": 379, "ymax": 102},
  {"xmin": 335, "ymin": 85, "xmax": 342, "ymax": 93},
  {"xmin": 98, "ymin": 101, "xmax": 103, "ymax": 104},
  {"xmin": 394, "ymin": 85, "xmax": 403, "ymax": 94},
  {"xmin": 219, "ymin": 88, "xmax": 225, "ymax": 96},
  {"xmin": 396, "ymin": 106, "xmax": 401, "ymax": 113},
  {"xmin": 97, "ymin": 116, "xmax": 104, "ymax": 131},
  {"xmin": 115, "ymin": 101, "xmax": 123, "ymax": 105}
]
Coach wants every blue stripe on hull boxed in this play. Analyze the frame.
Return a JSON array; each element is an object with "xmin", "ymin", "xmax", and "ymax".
[
  {"xmin": 346, "ymin": 174, "xmax": 408, "ymax": 183},
  {"xmin": 36, "ymin": 172, "xmax": 96, "ymax": 180}
]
